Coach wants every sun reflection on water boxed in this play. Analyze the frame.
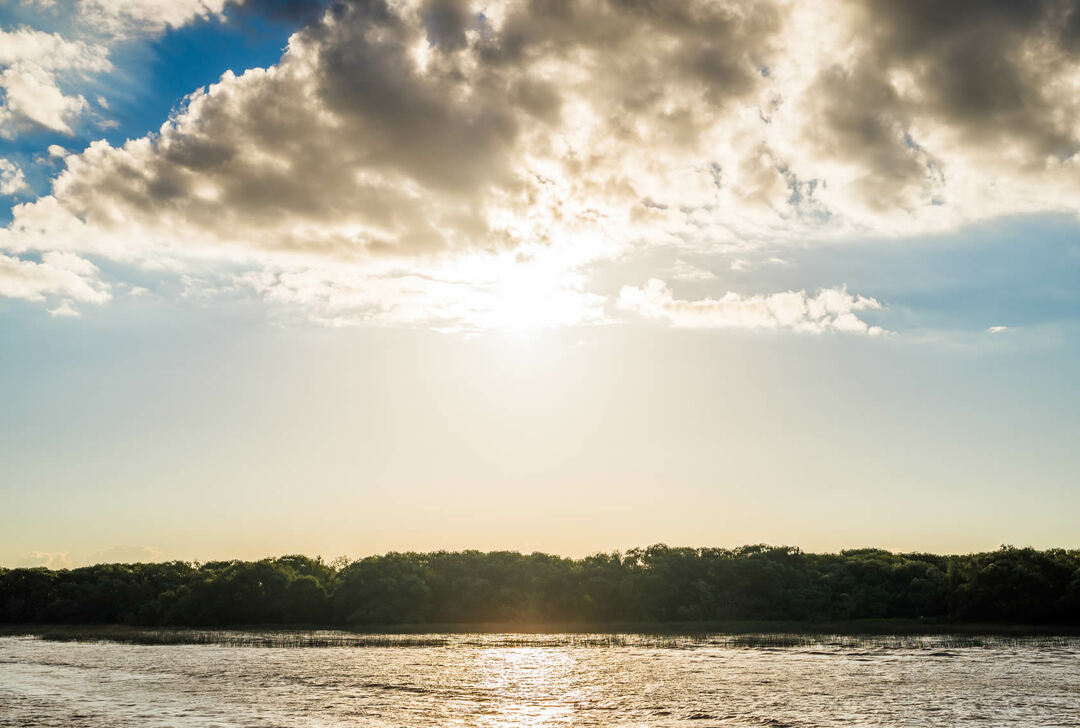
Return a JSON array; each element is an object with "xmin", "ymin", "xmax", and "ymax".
[
  {"xmin": 442, "ymin": 643, "xmax": 587, "ymax": 721},
  {"xmin": 465, "ymin": 646, "xmax": 581, "ymax": 727}
]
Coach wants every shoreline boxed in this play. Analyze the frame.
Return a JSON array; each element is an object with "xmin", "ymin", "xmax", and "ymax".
[{"xmin": 4, "ymin": 619, "xmax": 1080, "ymax": 639}]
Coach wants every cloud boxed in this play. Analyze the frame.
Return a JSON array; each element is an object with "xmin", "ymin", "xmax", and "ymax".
[
  {"xmin": 239, "ymin": 248, "xmax": 611, "ymax": 331},
  {"xmin": 0, "ymin": 28, "xmax": 112, "ymax": 72},
  {"xmin": 32, "ymin": 0, "xmax": 777, "ymax": 255},
  {"xmin": 0, "ymin": 159, "xmax": 28, "ymax": 196},
  {"xmin": 763, "ymin": 0, "xmax": 1080, "ymax": 228},
  {"xmin": 987, "ymin": 325, "xmax": 1010, "ymax": 334},
  {"xmin": 0, "ymin": 251, "xmax": 111, "ymax": 304},
  {"xmin": 1, "ymin": 2, "xmax": 252, "ymax": 141},
  {"xmin": 4, "ymin": 0, "xmax": 1080, "ymax": 328},
  {"xmin": 0, "ymin": 0, "xmax": 785, "ymax": 326},
  {"xmin": 64, "ymin": 0, "xmax": 228, "ymax": 38},
  {"xmin": 729, "ymin": 256, "xmax": 787, "ymax": 272},
  {"xmin": 12, "ymin": 551, "xmax": 72, "ymax": 569},
  {"xmin": 225, "ymin": 0, "xmax": 326, "ymax": 26},
  {"xmin": 669, "ymin": 260, "xmax": 716, "ymax": 281},
  {"xmin": 619, "ymin": 279, "xmax": 885, "ymax": 335},
  {"xmin": 89, "ymin": 544, "xmax": 163, "ymax": 564},
  {"xmin": 47, "ymin": 300, "xmax": 81, "ymax": 317},
  {"xmin": 21, "ymin": 0, "xmax": 317, "ymax": 39},
  {"xmin": 0, "ymin": 28, "xmax": 112, "ymax": 137}
]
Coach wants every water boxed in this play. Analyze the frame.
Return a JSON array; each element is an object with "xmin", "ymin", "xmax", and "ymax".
[{"xmin": 2, "ymin": 632, "xmax": 1078, "ymax": 726}]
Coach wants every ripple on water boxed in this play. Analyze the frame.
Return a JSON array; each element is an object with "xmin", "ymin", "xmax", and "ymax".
[{"xmin": 1, "ymin": 634, "xmax": 1079, "ymax": 727}]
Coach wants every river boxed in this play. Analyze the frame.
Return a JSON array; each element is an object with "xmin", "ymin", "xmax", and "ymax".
[{"xmin": 1, "ymin": 632, "xmax": 1078, "ymax": 726}]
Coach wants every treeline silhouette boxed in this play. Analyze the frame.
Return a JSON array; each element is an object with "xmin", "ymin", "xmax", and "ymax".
[{"xmin": 2, "ymin": 545, "xmax": 1078, "ymax": 627}]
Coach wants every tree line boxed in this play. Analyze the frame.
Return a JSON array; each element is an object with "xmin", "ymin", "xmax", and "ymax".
[{"xmin": 1, "ymin": 545, "xmax": 1077, "ymax": 627}]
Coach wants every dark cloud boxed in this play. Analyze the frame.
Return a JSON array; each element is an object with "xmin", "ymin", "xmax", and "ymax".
[
  {"xmin": 1065, "ymin": 2, "xmax": 1080, "ymax": 50},
  {"xmin": 806, "ymin": 0, "xmax": 1080, "ymax": 201},
  {"xmin": 225, "ymin": 0, "xmax": 329, "ymax": 26},
  {"xmin": 422, "ymin": 0, "xmax": 472, "ymax": 50},
  {"xmin": 801, "ymin": 63, "xmax": 937, "ymax": 211},
  {"xmin": 306, "ymin": 1, "xmax": 518, "ymax": 191},
  {"xmin": 864, "ymin": 0, "xmax": 1080, "ymax": 151}
]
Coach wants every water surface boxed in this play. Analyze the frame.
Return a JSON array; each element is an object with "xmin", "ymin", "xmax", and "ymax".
[{"xmin": 2, "ymin": 632, "xmax": 1077, "ymax": 726}]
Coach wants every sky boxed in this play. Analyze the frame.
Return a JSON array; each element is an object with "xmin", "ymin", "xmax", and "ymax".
[{"xmin": 1, "ymin": 0, "xmax": 1079, "ymax": 568}]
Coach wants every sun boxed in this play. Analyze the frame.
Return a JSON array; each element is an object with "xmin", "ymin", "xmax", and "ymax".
[{"xmin": 449, "ymin": 249, "xmax": 609, "ymax": 332}]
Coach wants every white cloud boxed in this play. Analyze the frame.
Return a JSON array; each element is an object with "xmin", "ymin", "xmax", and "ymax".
[
  {"xmin": 89, "ymin": 544, "xmax": 163, "ymax": 563},
  {"xmin": 619, "ymin": 279, "xmax": 884, "ymax": 335},
  {"xmin": 729, "ymin": 256, "xmax": 788, "ymax": 272},
  {"xmin": 987, "ymin": 325, "xmax": 1010, "ymax": 334},
  {"xmin": 670, "ymin": 260, "xmax": 716, "ymax": 281},
  {"xmin": 0, "ymin": 159, "xmax": 28, "ymax": 195},
  {"xmin": 239, "ymin": 246, "xmax": 611, "ymax": 332},
  {"xmin": 0, "ymin": 2, "xmax": 236, "ymax": 139},
  {"xmin": 0, "ymin": 28, "xmax": 111, "ymax": 137},
  {"xmin": 19, "ymin": 0, "xmax": 229, "ymax": 39},
  {"xmin": 13, "ymin": 551, "xmax": 72, "ymax": 569},
  {"xmin": 0, "ymin": 27, "xmax": 112, "ymax": 72},
  {"xmin": 74, "ymin": 0, "xmax": 228, "ymax": 38},
  {"xmin": 48, "ymin": 300, "xmax": 81, "ymax": 317},
  {"xmin": 0, "ymin": 251, "xmax": 111, "ymax": 304}
]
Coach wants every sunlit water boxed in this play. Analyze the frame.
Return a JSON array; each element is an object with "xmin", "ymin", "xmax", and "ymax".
[{"xmin": 2, "ymin": 633, "xmax": 1078, "ymax": 726}]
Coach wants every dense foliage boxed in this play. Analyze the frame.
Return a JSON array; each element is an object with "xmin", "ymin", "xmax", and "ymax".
[{"xmin": 1, "ymin": 546, "xmax": 1078, "ymax": 626}]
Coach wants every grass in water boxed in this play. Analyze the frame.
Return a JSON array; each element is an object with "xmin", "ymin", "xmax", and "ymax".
[{"xmin": 8, "ymin": 625, "xmax": 1077, "ymax": 650}]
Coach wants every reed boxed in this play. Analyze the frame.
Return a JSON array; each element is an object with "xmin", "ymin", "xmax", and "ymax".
[{"xmin": 23, "ymin": 625, "xmax": 1077, "ymax": 651}]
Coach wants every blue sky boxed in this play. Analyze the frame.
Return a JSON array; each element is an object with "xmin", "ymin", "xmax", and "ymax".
[{"xmin": 1, "ymin": 0, "xmax": 1079, "ymax": 566}]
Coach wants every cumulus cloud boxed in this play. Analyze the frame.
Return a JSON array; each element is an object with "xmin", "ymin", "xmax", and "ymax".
[
  {"xmin": 11, "ymin": 0, "xmax": 780, "ymax": 256},
  {"xmin": 0, "ymin": 0, "xmax": 787, "ymax": 326},
  {"xmin": 619, "ymin": 279, "xmax": 884, "ymax": 335},
  {"xmin": 4, "ymin": 0, "xmax": 1080, "ymax": 328}
]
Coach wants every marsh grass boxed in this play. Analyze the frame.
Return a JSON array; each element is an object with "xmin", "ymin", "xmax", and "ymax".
[{"xmin": 11, "ymin": 625, "xmax": 1077, "ymax": 650}]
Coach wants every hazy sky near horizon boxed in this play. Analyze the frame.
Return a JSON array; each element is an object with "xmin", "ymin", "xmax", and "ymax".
[{"xmin": 2, "ymin": 0, "xmax": 1080, "ymax": 567}]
